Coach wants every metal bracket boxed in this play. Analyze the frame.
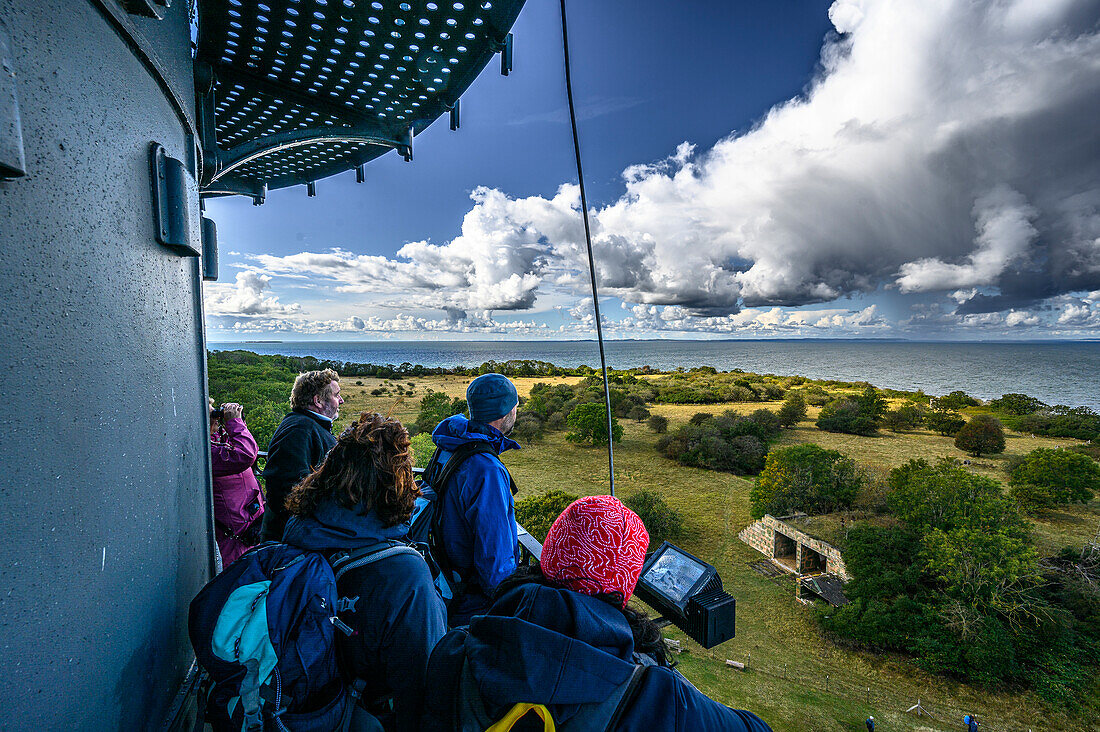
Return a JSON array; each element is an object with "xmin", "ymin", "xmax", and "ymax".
[
  {"xmin": 150, "ymin": 143, "xmax": 200, "ymax": 256},
  {"xmin": 0, "ymin": 24, "xmax": 26, "ymax": 180},
  {"xmin": 449, "ymin": 99, "xmax": 461, "ymax": 131},
  {"xmin": 120, "ymin": 0, "xmax": 170, "ymax": 20},
  {"xmin": 500, "ymin": 33, "xmax": 513, "ymax": 76},
  {"xmin": 201, "ymin": 217, "xmax": 218, "ymax": 281}
]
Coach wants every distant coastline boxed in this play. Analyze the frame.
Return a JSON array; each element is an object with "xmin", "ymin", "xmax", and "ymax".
[{"xmin": 208, "ymin": 339, "xmax": 1100, "ymax": 410}]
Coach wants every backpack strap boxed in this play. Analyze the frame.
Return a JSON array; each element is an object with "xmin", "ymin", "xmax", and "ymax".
[
  {"xmin": 329, "ymin": 541, "xmax": 424, "ymax": 582},
  {"xmin": 424, "ymin": 440, "xmax": 518, "ymax": 598},
  {"xmin": 487, "ymin": 704, "xmax": 555, "ymax": 732},
  {"xmin": 602, "ymin": 664, "xmax": 648, "ymax": 732}
]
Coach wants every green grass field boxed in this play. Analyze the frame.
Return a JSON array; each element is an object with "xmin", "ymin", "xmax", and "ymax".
[{"xmin": 337, "ymin": 375, "xmax": 1100, "ymax": 731}]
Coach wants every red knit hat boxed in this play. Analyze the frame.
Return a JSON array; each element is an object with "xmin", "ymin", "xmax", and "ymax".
[{"xmin": 540, "ymin": 495, "xmax": 649, "ymax": 608}]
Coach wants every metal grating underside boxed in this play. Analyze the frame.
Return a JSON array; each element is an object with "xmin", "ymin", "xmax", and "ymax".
[{"xmin": 196, "ymin": 0, "xmax": 524, "ymax": 195}]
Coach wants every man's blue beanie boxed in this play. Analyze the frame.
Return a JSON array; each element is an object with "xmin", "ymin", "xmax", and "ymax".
[{"xmin": 466, "ymin": 374, "xmax": 519, "ymax": 423}]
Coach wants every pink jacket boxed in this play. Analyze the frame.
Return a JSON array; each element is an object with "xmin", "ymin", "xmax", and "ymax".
[{"xmin": 210, "ymin": 417, "xmax": 266, "ymax": 567}]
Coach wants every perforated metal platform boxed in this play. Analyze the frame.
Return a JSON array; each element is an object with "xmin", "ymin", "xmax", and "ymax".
[{"xmin": 195, "ymin": 0, "xmax": 525, "ymax": 198}]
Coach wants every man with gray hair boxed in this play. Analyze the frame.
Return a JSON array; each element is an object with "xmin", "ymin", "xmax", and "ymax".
[{"xmin": 260, "ymin": 368, "xmax": 344, "ymax": 541}]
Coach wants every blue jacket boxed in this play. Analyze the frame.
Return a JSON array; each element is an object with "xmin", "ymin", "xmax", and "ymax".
[
  {"xmin": 261, "ymin": 409, "xmax": 337, "ymax": 541},
  {"xmin": 431, "ymin": 415, "xmax": 521, "ymax": 619},
  {"xmin": 283, "ymin": 500, "xmax": 447, "ymax": 732},
  {"xmin": 420, "ymin": 582, "xmax": 773, "ymax": 732}
]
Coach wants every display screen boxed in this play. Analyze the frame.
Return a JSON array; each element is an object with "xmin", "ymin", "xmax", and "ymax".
[{"xmin": 642, "ymin": 546, "xmax": 708, "ymax": 605}]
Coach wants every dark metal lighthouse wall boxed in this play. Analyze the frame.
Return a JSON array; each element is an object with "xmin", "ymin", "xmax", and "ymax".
[{"xmin": 0, "ymin": 0, "xmax": 212, "ymax": 728}]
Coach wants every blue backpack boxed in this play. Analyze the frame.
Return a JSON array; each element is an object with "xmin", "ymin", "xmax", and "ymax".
[{"xmin": 189, "ymin": 542, "xmax": 369, "ymax": 732}]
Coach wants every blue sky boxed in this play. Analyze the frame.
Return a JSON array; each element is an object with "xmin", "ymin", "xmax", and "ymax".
[{"xmin": 204, "ymin": 0, "xmax": 1100, "ymax": 340}]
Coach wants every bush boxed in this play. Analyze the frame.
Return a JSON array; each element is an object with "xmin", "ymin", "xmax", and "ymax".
[
  {"xmin": 412, "ymin": 390, "xmax": 467, "ymax": 435},
  {"xmin": 1014, "ymin": 406, "xmax": 1100, "ymax": 441},
  {"xmin": 816, "ymin": 398, "xmax": 878, "ymax": 436},
  {"xmin": 647, "ymin": 414, "xmax": 668, "ymax": 434},
  {"xmin": 883, "ymin": 405, "xmax": 924, "ymax": 432},
  {"xmin": 510, "ymin": 414, "xmax": 545, "ymax": 443},
  {"xmin": 776, "ymin": 391, "xmax": 807, "ymax": 428},
  {"xmin": 750, "ymin": 444, "xmax": 865, "ymax": 518},
  {"xmin": 371, "ymin": 388, "xmax": 385, "ymax": 396},
  {"xmin": 1009, "ymin": 448, "xmax": 1100, "ymax": 511},
  {"xmin": 656, "ymin": 414, "xmax": 769, "ymax": 475},
  {"xmin": 546, "ymin": 412, "xmax": 566, "ymax": 431},
  {"xmin": 925, "ymin": 408, "xmax": 965, "ymax": 436},
  {"xmin": 689, "ymin": 412, "xmax": 714, "ymax": 425},
  {"xmin": 622, "ymin": 488, "xmax": 683, "ymax": 549},
  {"xmin": 514, "ymin": 489, "xmax": 580, "ymax": 542},
  {"xmin": 933, "ymin": 390, "xmax": 980, "ymax": 410},
  {"xmin": 410, "ymin": 432, "xmax": 436, "ymax": 469},
  {"xmin": 954, "ymin": 415, "xmax": 1006, "ymax": 456},
  {"xmin": 627, "ymin": 405, "xmax": 651, "ymax": 422},
  {"xmin": 566, "ymin": 403, "xmax": 623, "ymax": 446},
  {"xmin": 803, "ymin": 387, "xmax": 832, "ymax": 407},
  {"xmin": 989, "ymin": 393, "xmax": 1047, "ymax": 415}
]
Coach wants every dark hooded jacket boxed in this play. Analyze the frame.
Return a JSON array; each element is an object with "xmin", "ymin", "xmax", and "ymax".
[
  {"xmin": 430, "ymin": 414, "xmax": 521, "ymax": 623},
  {"xmin": 283, "ymin": 500, "xmax": 447, "ymax": 732},
  {"xmin": 420, "ymin": 582, "xmax": 772, "ymax": 731},
  {"xmin": 261, "ymin": 408, "xmax": 337, "ymax": 541}
]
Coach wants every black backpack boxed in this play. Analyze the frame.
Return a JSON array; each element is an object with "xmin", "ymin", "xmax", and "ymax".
[{"xmin": 410, "ymin": 441, "xmax": 517, "ymax": 604}]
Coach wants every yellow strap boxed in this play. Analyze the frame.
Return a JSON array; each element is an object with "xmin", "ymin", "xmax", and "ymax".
[{"xmin": 485, "ymin": 703, "xmax": 556, "ymax": 732}]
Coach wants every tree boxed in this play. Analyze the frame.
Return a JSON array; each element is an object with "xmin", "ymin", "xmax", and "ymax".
[
  {"xmin": 776, "ymin": 391, "xmax": 807, "ymax": 428},
  {"xmin": 926, "ymin": 408, "xmax": 966, "ymax": 436},
  {"xmin": 622, "ymin": 488, "xmax": 683, "ymax": 549},
  {"xmin": 566, "ymin": 403, "xmax": 623, "ymax": 446},
  {"xmin": 750, "ymin": 444, "xmax": 865, "ymax": 518},
  {"xmin": 627, "ymin": 404, "xmax": 651, "ymax": 422},
  {"xmin": 1009, "ymin": 448, "xmax": 1100, "ymax": 511},
  {"xmin": 855, "ymin": 386, "xmax": 888, "ymax": 422},
  {"xmin": 989, "ymin": 393, "xmax": 1047, "ymax": 415},
  {"xmin": 514, "ymin": 489, "xmax": 579, "ymax": 542},
  {"xmin": 954, "ymin": 415, "xmax": 1006, "ymax": 457},
  {"xmin": 647, "ymin": 414, "xmax": 668, "ymax": 434},
  {"xmin": 413, "ymin": 390, "xmax": 466, "ymax": 435},
  {"xmin": 933, "ymin": 390, "xmax": 980, "ymax": 410},
  {"xmin": 816, "ymin": 398, "xmax": 878, "ymax": 436},
  {"xmin": 410, "ymin": 432, "xmax": 436, "ymax": 469},
  {"xmin": 883, "ymin": 404, "xmax": 924, "ymax": 432}
]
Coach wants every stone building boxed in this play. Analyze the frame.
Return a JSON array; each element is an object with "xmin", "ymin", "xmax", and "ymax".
[{"xmin": 739, "ymin": 514, "xmax": 850, "ymax": 605}]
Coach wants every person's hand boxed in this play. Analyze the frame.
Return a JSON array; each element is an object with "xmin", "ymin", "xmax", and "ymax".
[{"xmin": 222, "ymin": 403, "xmax": 243, "ymax": 420}]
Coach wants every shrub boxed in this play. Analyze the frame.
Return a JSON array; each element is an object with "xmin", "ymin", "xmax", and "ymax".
[
  {"xmin": 803, "ymin": 387, "xmax": 832, "ymax": 407},
  {"xmin": 566, "ymin": 403, "xmax": 623, "ymax": 446},
  {"xmin": 410, "ymin": 432, "xmax": 436, "ymax": 470},
  {"xmin": 413, "ymin": 390, "xmax": 467, "ymax": 435},
  {"xmin": 689, "ymin": 412, "xmax": 714, "ymax": 425},
  {"xmin": 355, "ymin": 380, "xmax": 363, "ymax": 386},
  {"xmin": 933, "ymin": 390, "xmax": 980, "ymax": 410},
  {"xmin": 989, "ymin": 393, "xmax": 1047, "ymax": 415},
  {"xmin": 1009, "ymin": 448, "xmax": 1100, "ymax": 511},
  {"xmin": 370, "ymin": 388, "xmax": 385, "ymax": 396},
  {"xmin": 816, "ymin": 398, "xmax": 878, "ymax": 436},
  {"xmin": 925, "ymin": 408, "xmax": 965, "ymax": 436},
  {"xmin": 510, "ymin": 414, "xmax": 544, "ymax": 443},
  {"xmin": 1015, "ymin": 406, "xmax": 1100, "ymax": 441},
  {"xmin": 622, "ymin": 488, "xmax": 683, "ymax": 549},
  {"xmin": 883, "ymin": 405, "xmax": 924, "ymax": 432},
  {"xmin": 647, "ymin": 414, "xmax": 668, "ymax": 434},
  {"xmin": 627, "ymin": 405, "xmax": 651, "ymax": 422},
  {"xmin": 776, "ymin": 391, "xmax": 807, "ymax": 428},
  {"xmin": 750, "ymin": 444, "xmax": 865, "ymax": 518},
  {"xmin": 514, "ymin": 489, "xmax": 580, "ymax": 542},
  {"xmin": 546, "ymin": 412, "xmax": 566, "ymax": 431},
  {"xmin": 954, "ymin": 415, "xmax": 1006, "ymax": 456}
]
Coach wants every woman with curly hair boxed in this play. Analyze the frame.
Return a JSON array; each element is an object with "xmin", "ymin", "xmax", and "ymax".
[{"xmin": 283, "ymin": 412, "xmax": 446, "ymax": 732}]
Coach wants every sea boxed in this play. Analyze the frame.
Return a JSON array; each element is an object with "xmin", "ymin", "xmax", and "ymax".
[{"xmin": 208, "ymin": 340, "xmax": 1100, "ymax": 410}]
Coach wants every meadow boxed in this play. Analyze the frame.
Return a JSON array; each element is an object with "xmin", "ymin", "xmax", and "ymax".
[
  {"xmin": 210, "ymin": 356, "xmax": 1100, "ymax": 731},
  {"xmin": 328, "ymin": 373, "xmax": 1100, "ymax": 732}
]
